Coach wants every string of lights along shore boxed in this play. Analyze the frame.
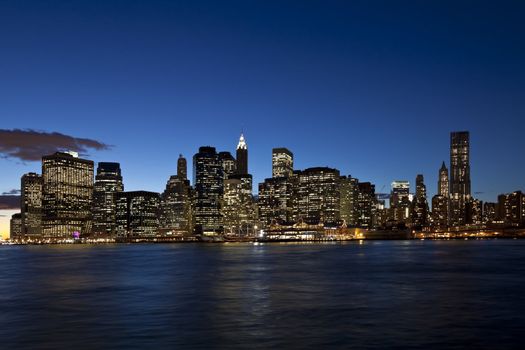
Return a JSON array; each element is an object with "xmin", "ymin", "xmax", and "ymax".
[{"xmin": 7, "ymin": 131, "xmax": 525, "ymax": 243}]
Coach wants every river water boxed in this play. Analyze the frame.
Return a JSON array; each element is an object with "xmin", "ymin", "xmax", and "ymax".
[{"xmin": 1, "ymin": 240, "xmax": 524, "ymax": 349}]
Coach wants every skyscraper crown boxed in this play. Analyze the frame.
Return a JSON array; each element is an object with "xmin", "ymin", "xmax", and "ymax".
[{"xmin": 237, "ymin": 133, "xmax": 247, "ymax": 150}]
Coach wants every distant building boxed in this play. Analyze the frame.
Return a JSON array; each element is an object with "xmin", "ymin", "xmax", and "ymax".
[
  {"xmin": 21, "ymin": 172, "xmax": 43, "ymax": 237},
  {"xmin": 339, "ymin": 175, "xmax": 359, "ymax": 226},
  {"xmin": 410, "ymin": 174, "xmax": 429, "ymax": 229},
  {"xmin": 159, "ymin": 155, "xmax": 193, "ymax": 234},
  {"xmin": 92, "ymin": 162, "xmax": 124, "ymax": 237},
  {"xmin": 497, "ymin": 191, "xmax": 525, "ymax": 226},
  {"xmin": 450, "ymin": 131, "xmax": 471, "ymax": 226},
  {"xmin": 483, "ymin": 202, "xmax": 497, "ymax": 223},
  {"xmin": 236, "ymin": 133, "xmax": 248, "ymax": 175},
  {"xmin": 116, "ymin": 191, "xmax": 160, "ymax": 237},
  {"xmin": 390, "ymin": 180, "xmax": 410, "ymax": 224},
  {"xmin": 272, "ymin": 148, "xmax": 294, "ymax": 178},
  {"xmin": 42, "ymin": 152, "xmax": 94, "ymax": 238},
  {"xmin": 292, "ymin": 167, "xmax": 340, "ymax": 225},
  {"xmin": 10, "ymin": 213, "xmax": 22, "ymax": 239},
  {"xmin": 193, "ymin": 146, "xmax": 224, "ymax": 233},
  {"xmin": 431, "ymin": 162, "xmax": 449, "ymax": 229},
  {"xmin": 466, "ymin": 198, "xmax": 483, "ymax": 225}
]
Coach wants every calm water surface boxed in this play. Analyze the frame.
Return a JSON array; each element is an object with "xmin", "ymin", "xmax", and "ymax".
[{"xmin": 1, "ymin": 240, "xmax": 525, "ymax": 349}]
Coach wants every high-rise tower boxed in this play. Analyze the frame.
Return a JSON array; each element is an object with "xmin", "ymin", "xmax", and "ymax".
[
  {"xmin": 92, "ymin": 162, "xmax": 124, "ymax": 237},
  {"xmin": 450, "ymin": 131, "xmax": 471, "ymax": 226},
  {"xmin": 20, "ymin": 172, "xmax": 43, "ymax": 237},
  {"xmin": 272, "ymin": 148, "xmax": 294, "ymax": 178},
  {"xmin": 438, "ymin": 161, "xmax": 449, "ymax": 197},
  {"xmin": 236, "ymin": 133, "xmax": 248, "ymax": 175},
  {"xmin": 177, "ymin": 154, "xmax": 187, "ymax": 180}
]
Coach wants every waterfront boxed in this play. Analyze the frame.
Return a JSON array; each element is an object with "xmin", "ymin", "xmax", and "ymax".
[{"xmin": 1, "ymin": 240, "xmax": 525, "ymax": 349}]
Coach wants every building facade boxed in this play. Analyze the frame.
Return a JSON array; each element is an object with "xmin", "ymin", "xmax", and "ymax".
[
  {"xmin": 450, "ymin": 131, "xmax": 471, "ymax": 226},
  {"xmin": 42, "ymin": 152, "xmax": 94, "ymax": 238},
  {"xmin": 92, "ymin": 162, "xmax": 124, "ymax": 237},
  {"xmin": 193, "ymin": 146, "xmax": 224, "ymax": 233},
  {"xmin": 272, "ymin": 148, "xmax": 294, "ymax": 178},
  {"xmin": 116, "ymin": 191, "xmax": 160, "ymax": 237},
  {"xmin": 20, "ymin": 172, "xmax": 43, "ymax": 237}
]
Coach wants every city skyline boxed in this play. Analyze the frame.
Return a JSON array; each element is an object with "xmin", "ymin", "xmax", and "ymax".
[{"xmin": 1, "ymin": 1, "xmax": 525, "ymax": 237}]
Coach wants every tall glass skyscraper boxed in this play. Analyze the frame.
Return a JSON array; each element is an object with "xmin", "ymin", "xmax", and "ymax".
[
  {"xmin": 450, "ymin": 131, "xmax": 471, "ymax": 226},
  {"xmin": 236, "ymin": 133, "xmax": 248, "ymax": 175}
]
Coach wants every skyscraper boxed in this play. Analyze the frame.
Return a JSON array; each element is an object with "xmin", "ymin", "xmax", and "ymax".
[
  {"xmin": 10, "ymin": 213, "xmax": 22, "ymax": 239},
  {"xmin": 431, "ymin": 162, "xmax": 449, "ymax": 228},
  {"xmin": 42, "ymin": 152, "xmax": 94, "ymax": 238},
  {"xmin": 258, "ymin": 177, "xmax": 293, "ymax": 227},
  {"xmin": 159, "ymin": 155, "xmax": 193, "ymax": 234},
  {"xmin": 218, "ymin": 151, "xmax": 236, "ymax": 179},
  {"xmin": 292, "ymin": 167, "xmax": 340, "ymax": 225},
  {"xmin": 92, "ymin": 162, "xmax": 124, "ymax": 237},
  {"xmin": 339, "ymin": 175, "xmax": 359, "ymax": 226},
  {"xmin": 115, "ymin": 191, "xmax": 160, "ymax": 237},
  {"xmin": 193, "ymin": 146, "xmax": 224, "ymax": 233},
  {"xmin": 20, "ymin": 172, "xmax": 43, "ymax": 237},
  {"xmin": 272, "ymin": 148, "xmax": 294, "ymax": 178},
  {"xmin": 390, "ymin": 180, "xmax": 411, "ymax": 224},
  {"xmin": 236, "ymin": 133, "xmax": 248, "ymax": 175},
  {"xmin": 355, "ymin": 182, "xmax": 376, "ymax": 229},
  {"xmin": 222, "ymin": 174, "xmax": 257, "ymax": 235},
  {"xmin": 410, "ymin": 174, "xmax": 429, "ymax": 229},
  {"xmin": 450, "ymin": 131, "xmax": 471, "ymax": 226}
]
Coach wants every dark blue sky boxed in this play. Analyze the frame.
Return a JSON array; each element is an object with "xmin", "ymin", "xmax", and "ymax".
[{"xmin": 1, "ymin": 0, "xmax": 524, "ymax": 201}]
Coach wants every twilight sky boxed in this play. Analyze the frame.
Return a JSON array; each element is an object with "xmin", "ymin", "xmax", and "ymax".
[{"xmin": 1, "ymin": 0, "xmax": 525, "ymax": 236}]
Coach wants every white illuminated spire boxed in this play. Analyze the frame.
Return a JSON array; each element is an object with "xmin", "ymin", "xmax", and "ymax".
[{"xmin": 237, "ymin": 133, "xmax": 247, "ymax": 150}]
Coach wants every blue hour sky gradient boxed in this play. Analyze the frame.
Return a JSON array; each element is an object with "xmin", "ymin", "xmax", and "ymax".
[{"xmin": 1, "ymin": 0, "xmax": 524, "ymax": 237}]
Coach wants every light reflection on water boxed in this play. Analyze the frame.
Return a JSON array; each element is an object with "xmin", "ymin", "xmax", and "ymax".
[{"xmin": 1, "ymin": 240, "xmax": 525, "ymax": 349}]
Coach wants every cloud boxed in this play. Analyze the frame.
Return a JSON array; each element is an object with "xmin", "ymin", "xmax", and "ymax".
[
  {"xmin": 0, "ymin": 129, "xmax": 111, "ymax": 161},
  {"xmin": 0, "ymin": 196, "xmax": 20, "ymax": 210},
  {"xmin": 2, "ymin": 189, "xmax": 21, "ymax": 195}
]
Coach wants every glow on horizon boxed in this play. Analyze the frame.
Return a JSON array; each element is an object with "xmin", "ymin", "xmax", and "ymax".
[{"xmin": 0, "ymin": 210, "xmax": 18, "ymax": 239}]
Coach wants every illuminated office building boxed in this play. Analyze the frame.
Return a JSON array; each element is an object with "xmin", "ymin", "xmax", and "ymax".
[
  {"xmin": 193, "ymin": 146, "xmax": 224, "ymax": 233},
  {"xmin": 272, "ymin": 148, "xmax": 294, "ymax": 178},
  {"xmin": 42, "ymin": 152, "xmax": 94, "ymax": 238},
  {"xmin": 355, "ymin": 182, "xmax": 376, "ymax": 229},
  {"xmin": 292, "ymin": 167, "xmax": 340, "ymax": 225},
  {"xmin": 390, "ymin": 180, "xmax": 411, "ymax": 224},
  {"xmin": 258, "ymin": 177, "xmax": 293, "ymax": 227},
  {"xmin": 10, "ymin": 213, "xmax": 22, "ymax": 239},
  {"xmin": 219, "ymin": 151, "xmax": 236, "ymax": 179},
  {"xmin": 339, "ymin": 175, "xmax": 359, "ymax": 226},
  {"xmin": 92, "ymin": 162, "xmax": 123, "ymax": 237},
  {"xmin": 20, "ymin": 172, "xmax": 43, "ymax": 237},
  {"xmin": 115, "ymin": 191, "xmax": 160, "ymax": 237},
  {"xmin": 222, "ymin": 174, "xmax": 256, "ymax": 235}
]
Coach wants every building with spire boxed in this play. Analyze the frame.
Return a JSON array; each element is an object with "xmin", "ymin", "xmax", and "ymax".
[
  {"xmin": 432, "ymin": 162, "xmax": 449, "ymax": 229},
  {"xmin": 159, "ymin": 155, "xmax": 194, "ymax": 234},
  {"xmin": 236, "ymin": 133, "xmax": 248, "ymax": 175}
]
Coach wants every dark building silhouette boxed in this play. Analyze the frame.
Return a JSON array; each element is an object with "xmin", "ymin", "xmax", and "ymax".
[
  {"xmin": 218, "ymin": 151, "xmax": 236, "ymax": 180},
  {"xmin": 356, "ymin": 182, "xmax": 376, "ymax": 229},
  {"xmin": 236, "ymin": 133, "xmax": 248, "ymax": 175},
  {"xmin": 390, "ymin": 180, "xmax": 410, "ymax": 224},
  {"xmin": 115, "ymin": 191, "xmax": 160, "ymax": 237},
  {"xmin": 20, "ymin": 172, "xmax": 43, "ymax": 237},
  {"xmin": 450, "ymin": 131, "xmax": 471, "ymax": 226},
  {"xmin": 193, "ymin": 146, "xmax": 224, "ymax": 233},
  {"xmin": 432, "ymin": 162, "xmax": 449, "ymax": 228},
  {"xmin": 92, "ymin": 162, "xmax": 123, "ymax": 237},
  {"xmin": 272, "ymin": 148, "xmax": 293, "ymax": 178},
  {"xmin": 159, "ymin": 155, "xmax": 193, "ymax": 234},
  {"xmin": 42, "ymin": 152, "xmax": 94, "ymax": 238}
]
